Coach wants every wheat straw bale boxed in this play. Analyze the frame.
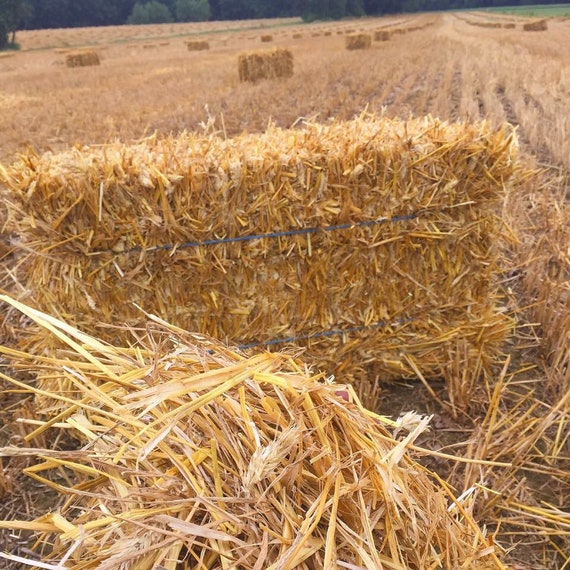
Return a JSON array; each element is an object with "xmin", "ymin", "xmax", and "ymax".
[
  {"xmin": 238, "ymin": 47, "xmax": 293, "ymax": 82},
  {"xmin": 502, "ymin": 22, "xmax": 516, "ymax": 29},
  {"xmin": 523, "ymin": 19, "xmax": 548, "ymax": 31},
  {"xmin": 292, "ymin": 32, "xmax": 303, "ymax": 39},
  {"xmin": 260, "ymin": 34, "xmax": 273, "ymax": 42},
  {"xmin": 0, "ymin": 296, "xmax": 504, "ymax": 569},
  {"xmin": 345, "ymin": 33, "xmax": 372, "ymax": 50},
  {"xmin": 324, "ymin": 30, "xmax": 332, "ymax": 36},
  {"xmin": 514, "ymin": 185, "xmax": 569, "ymax": 396},
  {"xmin": 65, "ymin": 50, "xmax": 100, "ymax": 67},
  {"xmin": 0, "ymin": 114, "xmax": 519, "ymax": 408},
  {"xmin": 186, "ymin": 39, "xmax": 210, "ymax": 51},
  {"xmin": 374, "ymin": 29, "xmax": 392, "ymax": 41}
]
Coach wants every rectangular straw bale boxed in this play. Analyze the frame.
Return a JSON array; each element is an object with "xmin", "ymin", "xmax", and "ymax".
[
  {"xmin": 523, "ymin": 19, "xmax": 548, "ymax": 31},
  {"xmin": 65, "ymin": 51, "xmax": 100, "ymax": 67},
  {"xmin": 238, "ymin": 48, "xmax": 293, "ymax": 83},
  {"xmin": 0, "ymin": 115, "xmax": 520, "ymax": 407},
  {"xmin": 345, "ymin": 34, "xmax": 372, "ymax": 50},
  {"xmin": 186, "ymin": 39, "xmax": 210, "ymax": 51},
  {"xmin": 374, "ymin": 30, "xmax": 392, "ymax": 41},
  {"xmin": 502, "ymin": 22, "xmax": 516, "ymax": 29},
  {"xmin": 260, "ymin": 34, "xmax": 273, "ymax": 42}
]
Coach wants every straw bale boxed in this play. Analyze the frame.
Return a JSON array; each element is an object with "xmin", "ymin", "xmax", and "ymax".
[
  {"xmin": 523, "ymin": 19, "xmax": 548, "ymax": 31},
  {"xmin": 374, "ymin": 29, "xmax": 392, "ymax": 41},
  {"xmin": 502, "ymin": 22, "xmax": 516, "ymax": 29},
  {"xmin": 292, "ymin": 32, "xmax": 303, "ymax": 39},
  {"xmin": 186, "ymin": 39, "xmax": 210, "ymax": 51},
  {"xmin": 0, "ymin": 114, "xmax": 519, "ymax": 408},
  {"xmin": 260, "ymin": 34, "xmax": 273, "ymax": 42},
  {"xmin": 238, "ymin": 47, "xmax": 293, "ymax": 83},
  {"xmin": 514, "ymin": 184, "xmax": 569, "ymax": 395},
  {"xmin": 65, "ymin": 50, "xmax": 100, "ymax": 68},
  {"xmin": 0, "ymin": 296, "xmax": 504, "ymax": 570},
  {"xmin": 345, "ymin": 33, "xmax": 372, "ymax": 50}
]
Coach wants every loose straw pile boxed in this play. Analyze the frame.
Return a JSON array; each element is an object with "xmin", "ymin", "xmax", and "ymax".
[
  {"xmin": 0, "ymin": 114, "xmax": 520, "ymax": 407},
  {"xmin": 0, "ymin": 296, "xmax": 503, "ymax": 569}
]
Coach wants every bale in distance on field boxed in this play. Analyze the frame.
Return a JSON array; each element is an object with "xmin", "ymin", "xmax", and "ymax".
[
  {"xmin": 502, "ymin": 22, "xmax": 516, "ymax": 29},
  {"xmin": 65, "ymin": 50, "xmax": 100, "ymax": 67},
  {"xmin": 523, "ymin": 19, "xmax": 548, "ymax": 31},
  {"xmin": 374, "ymin": 29, "xmax": 392, "ymax": 41},
  {"xmin": 186, "ymin": 39, "xmax": 210, "ymax": 51},
  {"xmin": 238, "ymin": 47, "xmax": 293, "ymax": 82},
  {"xmin": 260, "ymin": 34, "xmax": 273, "ymax": 42},
  {"xmin": 0, "ymin": 114, "xmax": 519, "ymax": 409},
  {"xmin": 0, "ymin": 296, "xmax": 504, "ymax": 570},
  {"xmin": 345, "ymin": 33, "xmax": 372, "ymax": 50}
]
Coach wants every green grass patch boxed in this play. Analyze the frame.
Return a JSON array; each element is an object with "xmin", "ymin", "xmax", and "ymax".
[{"xmin": 486, "ymin": 3, "xmax": 570, "ymax": 17}]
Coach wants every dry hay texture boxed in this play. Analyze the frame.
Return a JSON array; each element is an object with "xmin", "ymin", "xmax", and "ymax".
[
  {"xmin": 238, "ymin": 48, "xmax": 293, "ymax": 83},
  {"xmin": 0, "ymin": 297, "xmax": 502, "ymax": 570},
  {"xmin": 260, "ymin": 34, "xmax": 273, "ymax": 42},
  {"xmin": 186, "ymin": 40, "xmax": 210, "ymax": 51},
  {"xmin": 0, "ymin": 115, "xmax": 520, "ymax": 407},
  {"xmin": 523, "ymin": 19, "xmax": 548, "ymax": 31},
  {"xmin": 65, "ymin": 50, "xmax": 100, "ymax": 67},
  {"xmin": 517, "ymin": 188, "xmax": 570, "ymax": 393},
  {"xmin": 374, "ymin": 30, "xmax": 392, "ymax": 41},
  {"xmin": 345, "ymin": 34, "xmax": 372, "ymax": 50}
]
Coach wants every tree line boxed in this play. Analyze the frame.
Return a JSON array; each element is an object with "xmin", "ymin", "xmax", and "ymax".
[{"xmin": 0, "ymin": 0, "xmax": 564, "ymax": 49}]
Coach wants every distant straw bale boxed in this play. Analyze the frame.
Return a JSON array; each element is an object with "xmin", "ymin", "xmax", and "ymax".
[
  {"xmin": 292, "ymin": 32, "xmax": 303, "ymax": 39},
  {"xmin": 0, "ymin": 296, "xmax": 505, "ymax": 570},
  {"xmin": 345, "ymin": 33, "xmax": 372, "ymax": 50},
  {"xmin": 523, "ymin": 19, "xmax": 548, "ymax": 31},
  {"xmin": 65, "ymin": 50, "xmax": 100, "ymax": 67},
  {"xmin": 502, "ymin": 22, "xmax": 516, "ymax": 29},
  {"xmin": 260, "ymin": 34, "xmax": 273, "ymax": 42},
  {"xmin": 374, "ymin": 29, "xmax": 392, "ymax": 41},
  {"xmin": 238, "ymin": 47, "xmax": 293, "ymax": 82},
  {"xmin": 186, "ymin": 39, "xmax": 210, "ymax": 51},
  {"xmin": 0, "ymin": 114, "xmax": 520, "ymax": 407},
  {"xmin": 324, "ymin": 30, "xmax": 332, "ymax": 36}
]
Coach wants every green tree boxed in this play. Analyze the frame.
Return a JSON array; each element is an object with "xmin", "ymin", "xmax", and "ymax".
[
  {"xmin": 175, "ymin": 0, "xmax": 210, "ymax": 21},
  {"xmin": 0, "ymin": 0, "xmax": 24, "ymax": 49},
  {"xmin": 127, "ymin": 0, "xmax": 173, "ymax": 24}
]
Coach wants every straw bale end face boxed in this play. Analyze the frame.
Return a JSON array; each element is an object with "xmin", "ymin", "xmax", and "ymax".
[
  {"xmin": 345, "ymin": 33, "xmax": 372, "ymax": 50},
  {"xmin": 523, "ymin": 19, "xmax": 548, "ymax": 31},
  {"xmin": 0, "ymin": 296, "xmax": 504, "ymax": 570},
  {"xmin": 186, "ymin": 39, "xmax": 210, "ymax": 51},
  {"xmin": 65, "ymin": 51, "xmax": 100, "ymax": 67},
  {"xmin": 238, "ymin": 48, "xmax": 294, "ymax": 83}
]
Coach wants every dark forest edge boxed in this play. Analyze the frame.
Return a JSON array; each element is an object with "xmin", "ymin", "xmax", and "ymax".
[{"xmin": 0, "ymin": 0, "xmax": 565, "ymax": 50}]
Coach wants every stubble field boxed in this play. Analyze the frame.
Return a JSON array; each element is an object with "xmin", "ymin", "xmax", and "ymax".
[{"xmin": 0, "ymin": 11, "xmax": 569, "ymax": 570}]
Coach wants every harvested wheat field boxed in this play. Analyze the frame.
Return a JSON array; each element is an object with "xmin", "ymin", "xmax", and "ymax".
[{"xmin": 0, "ymin": 12, "xmax": 569, "ymax": 570}]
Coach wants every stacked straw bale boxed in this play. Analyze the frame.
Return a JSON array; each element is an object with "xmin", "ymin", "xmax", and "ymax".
[
  {"xmin": 0, "ymin": 114, "xmax": 519, "ymax": 407},
  {"xmin": 523, "ymin": 19, "xmax": 548, "ymax": 31},
  {"xmin": 186, "ymin": 39, "xmax": 210, "ymax": 51},
  {"xmin": 0, "ymin": 296, "xmax": 504, "ymax": 569},
  {"xmin": 345, "ymin": 33, "xmax": 372, "ymax": 50},
  {"xmin": 65, "ymin": 51, "xmax": 100, "ymax": 67},
  {"xmin": 238, "ymin": 47, "xmax": 293, "ymax": 82}
]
